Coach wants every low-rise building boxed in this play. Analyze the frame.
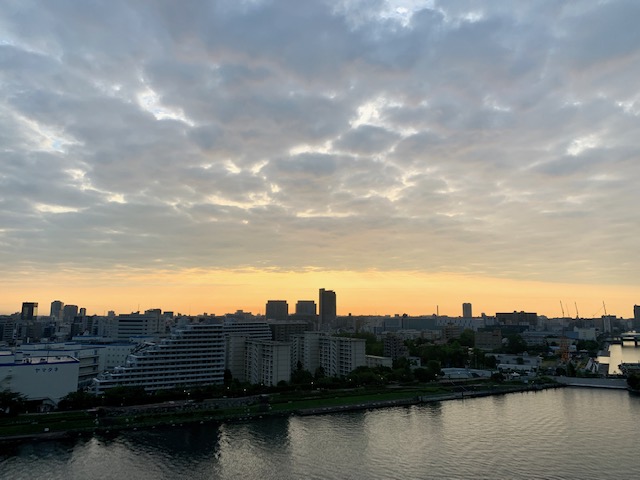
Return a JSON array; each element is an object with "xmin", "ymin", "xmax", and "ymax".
[{"xmin": 0, "ymin": 351, "xmax": 79, "ymax": 405}]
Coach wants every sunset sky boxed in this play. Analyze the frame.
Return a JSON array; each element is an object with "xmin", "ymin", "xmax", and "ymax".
[{"xmin": 1, "ymin": 1, "xmax": 639, "ymax": 318}]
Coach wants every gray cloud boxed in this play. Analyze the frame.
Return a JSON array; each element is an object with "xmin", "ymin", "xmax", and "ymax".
[{"xmin": 1, "ymin": 0, "xmax": 639, "ymax": 288}]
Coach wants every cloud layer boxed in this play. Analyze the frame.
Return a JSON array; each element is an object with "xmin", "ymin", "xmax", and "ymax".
[{"xmin": 1, "ymin": 0, "xmax": 639, "ymax": 288}]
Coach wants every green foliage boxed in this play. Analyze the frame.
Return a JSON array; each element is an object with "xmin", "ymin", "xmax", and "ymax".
[
  {"xmin": 0, "ymin": 389, "xmax": 27, "ymax": 416},
  {"xmin": 425, "ymin": 360, "xmax": 442, "ymax": 378},
  {"xmin": 414, "ymin": 366, "xmax": 439, "ymax": 383},
  {"xmin": 576, "ymin": 340, "xmax": 600, "ymax": 356},
  {"xmin": 102, "ymin": 386, "xmax": 149, "ymax": 406},
  {"xmin": 459, "ymin": 329, "xmax": 475, "ymax": 348},
  {"xmin": 291, "ymin": 368, "xmax": 313, "ymax": 385},
  {"xmin": 392, "ymin": 356, "xmax": 410, "ymax": 370},
  {"xmin": 417, "ymin": 342, "xmax": 467, "ymax": 368},
  {"xmin": 349, "ymin": 366, "xmax": 386, "ymax": 386},
  {"xmin": 484, "ymin": 355, "xmax": 498, "ymax": 369},
  {"xmin": 336, "ymin": 332, "xmax": 384, "ymax": 356},
  {"xmin": 505, "ymin": 334, "xmax": 527, "ymax": 354},
  {"xmin": 58, "ymin": 390, "xmax": 100, "ymax": 410},
  {"xmin": 224, "ymin": 369, "xmax": 233, "ymax": 386}
]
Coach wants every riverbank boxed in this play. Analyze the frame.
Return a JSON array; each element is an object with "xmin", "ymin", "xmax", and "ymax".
[{"xmin": 0, "ymin": 382, "xmax": 565, "ymax": 445}]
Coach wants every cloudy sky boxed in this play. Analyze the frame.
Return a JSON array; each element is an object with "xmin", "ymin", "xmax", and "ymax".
[{"xmin": 1, "ymin": 0, "xmax": 639, "ymax": 317}]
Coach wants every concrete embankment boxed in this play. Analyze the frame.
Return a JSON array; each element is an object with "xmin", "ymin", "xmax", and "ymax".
[
  {"xmin": 0, "ymin": 383, "xmax": 566, "ymax": 444},
  {"xmin": 551, "ymin": 376, "xmax": 627, "ymax": 389},
  {"xmin": 295, "ymin": 383, "xmax": 564, "ymax": 416}
]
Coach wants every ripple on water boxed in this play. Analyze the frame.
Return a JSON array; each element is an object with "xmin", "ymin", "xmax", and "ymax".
[{"xmin": 2, "ymin": 389, "xmax": 639, "ymax": 480}]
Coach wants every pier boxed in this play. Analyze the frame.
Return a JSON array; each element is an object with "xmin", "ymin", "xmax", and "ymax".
[{"xmin": 608, "ymin": 333, "xmax": 640, "ymax": 347}]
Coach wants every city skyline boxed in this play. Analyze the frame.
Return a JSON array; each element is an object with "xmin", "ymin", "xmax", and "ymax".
[
  {"xmin": 3, "ymin": 276, "xmax": 637, "ymax": 319},
  {"xmin": 1, "ymin": 2, "xmax": 639, "ymax": 319}
]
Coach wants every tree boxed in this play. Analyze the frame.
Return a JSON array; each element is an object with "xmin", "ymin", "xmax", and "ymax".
[
  {"xmin": 291, "ymin": 368, "xmax": 313, "ymax": 385},
  {"xmin": 505, "ymin": 334, "xmax": 527, "ymax": 354},
  {"xmin": 224, "ymin": 369, "xmax": 233, "ymax": 386},
  {"xmin": 426, "ymin": 360, "xmax": 442, "ymax": 378},
  {"xmin": 484, "ymin": 355, "xmax": 498, "ymax": 369},
  {"xmin": 413, "ymin": 368, "xmax": 431, "ymax": 382},
  {"xmin": 102, "ymin": 386, "xmax": 149, "ymax": 406},
  {"xmin": 0, "ymin": 389, "xmax": 26, "ymax": 416},
  {"xmin": 459, "ymin": 329, "xmax": 475, "ymax": 348},
  {"xmin": 58, "ymin": 390, "xmax": 99, "ymax": 410}
]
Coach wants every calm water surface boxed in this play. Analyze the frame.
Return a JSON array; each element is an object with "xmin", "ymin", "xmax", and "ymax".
[
  {"xmin": 2, "ymin": 388, "xmax": 639, "ymax": 480},
  {"xmin": 602, "ymin": 342, "xmax": 640, "ymax": 374}
]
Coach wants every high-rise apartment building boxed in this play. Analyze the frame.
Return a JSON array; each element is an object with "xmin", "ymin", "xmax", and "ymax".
[
  {"xmin": 319, "ymin": 289, "xmax": 336, "ymax": 329},
  {"xmin": 62, "ymin": 305, "xmax": 79, "ymax": 323},
  {"xmin": 463, "ymin": 303, "xmax": 472, "ymax": 318},
  {"xmin": 265, "ymin": 300, "xmax": 288, "ymax": 321},
  {"xmin": 93, "ymin": 320, "xmax": 226, "ymax": 394},
  {"xmin": 245, "ymin": 339, "xmax": 291, "ymax": 386},
  {"xmin": 296, "ymin": 300, "xmax": 316, "ymax": 316},
  {"xmin": 50, "ymin": 300, "xmax": 64, "ymax": 320},
  {"xmin": 21, "ymin": 302, "xmax": 38, "ymax": 321}
]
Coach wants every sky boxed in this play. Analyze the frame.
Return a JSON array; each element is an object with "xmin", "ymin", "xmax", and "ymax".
[{"xmin": 1, "ymin": 0, "xmax": 639, "ymax": 318}]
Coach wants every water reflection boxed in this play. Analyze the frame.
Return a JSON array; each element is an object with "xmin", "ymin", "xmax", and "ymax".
[
  {"xmin": 3, "ymin": 389, "xmax": 640, "ymax": 480},
  {"xmin": 601, "ymin": 343, "xmax": 640, "ymax": 374}
]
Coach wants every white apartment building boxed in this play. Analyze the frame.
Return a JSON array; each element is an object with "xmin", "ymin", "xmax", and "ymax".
[
  {"xmin": 93, "ymin": 320, "xmax": 225, "ymax": 394},
  {"xmin": 245, "ymin": 339, "xmax": 291, "ymax": 386},
  {"xmin": 290, "ymin": 332, "xmax": 322, "ymax": 372},
  {"xmin": 223, "ymin": 318, "xmax": 272, "ymax": 339},
  {"xmin": 319, "ymin": 336, "xmax": 366, "ymax": 377}
]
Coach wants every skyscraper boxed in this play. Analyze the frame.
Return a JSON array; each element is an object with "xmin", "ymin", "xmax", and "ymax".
[
  {"xmin": 265, "ymin": 300, "xmax": 288, "ymax": 321},
  {"xmin": 62, "ymin": 304, "xmax": 79, "ymax": 323},
  {"xmin": 296, "ymin": 300, "xmax": 316, "ymax": 316},
  {"xmin": 50, "ymin": 300, "xmax": 64, "ymax": 320},
  {"xmin": 319, "ymin": 288, "xmax": 336, "ymax": 329},
  {"xmin": 463, "ymin": 303, "xmax": 472, "ymax": 318},
  {"xmin": 21, "ymin": 302, "xmax": 38, "ymax": 321}
]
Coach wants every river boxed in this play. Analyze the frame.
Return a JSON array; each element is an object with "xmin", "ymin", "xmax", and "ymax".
[{"xmin": 1, "ymin": 387, "xmax": 638, "ymax": 480}]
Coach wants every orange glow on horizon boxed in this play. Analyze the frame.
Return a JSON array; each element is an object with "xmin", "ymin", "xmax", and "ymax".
[{"xmin": 1, "ymin": 268, "xmax": 637, "ymax": 319}]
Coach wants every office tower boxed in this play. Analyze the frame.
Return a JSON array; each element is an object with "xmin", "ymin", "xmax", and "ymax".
[
  {"xmin": 296, "ymin": 300, "xmax": 316, "ymax": 316},
  {"xmin": 463, "ymin": 303, "xmax": 472, "ymax": 318},
  {"xmin": 62, "ymin": 305, "xmax": 79, "ymax": 323},
  {"xmin": 319, "ymin": 288, "xmax": 336, "ymax": 329},
  {"xmin": 265, "ymin": 300, "xmax": 289, "ymax": 321},
  {"xmin": 633, "ymin": 305, "xmax": 640, "ymax": 330},
  {"xmin": 50, "ymin": 300, "xmax": 64, "ymax": 320},
  {"xmin": 21, "ymin": 302, "xmax": 38, "ymax": 321}
]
